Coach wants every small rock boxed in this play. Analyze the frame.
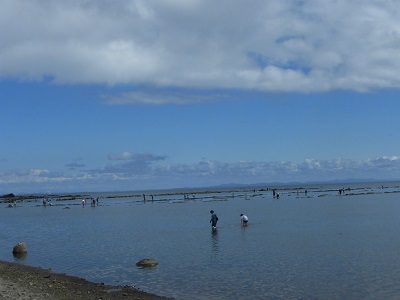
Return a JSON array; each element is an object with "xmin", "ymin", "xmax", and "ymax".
[
  {"xmin": 136, "ymin": 258, "xmax": 159, "ymax": 268},
  {"xmin": 12, "ymin": 242, "xmax": 28, "ymax": 254}
]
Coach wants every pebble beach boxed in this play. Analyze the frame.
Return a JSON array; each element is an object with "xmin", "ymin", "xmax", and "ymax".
[{"xmin": 0, "ymin": 260, "xmax": 172, "ymax": 300}]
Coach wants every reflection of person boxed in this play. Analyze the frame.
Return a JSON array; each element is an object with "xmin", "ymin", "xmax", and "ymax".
[
  {"xmin": 240, "ymin": 214, "xmax": 248, "ymax": 225},
  {"xmin": 210, "ymin": 210, "xmax": 218, "ymax": 229}
]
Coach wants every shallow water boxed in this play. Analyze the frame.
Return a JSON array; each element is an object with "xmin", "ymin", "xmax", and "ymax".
[{"xmin": 1, "ymin": 183, "xmax": 400, "ymax": 299}]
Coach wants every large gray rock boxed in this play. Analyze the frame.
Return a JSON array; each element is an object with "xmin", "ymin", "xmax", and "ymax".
[
  {"xmin": 136, "ymin": 258, "xmax": 158, "ymax": 268},
  {"xmin": 12, "ymin": 242, "xmax": 28, "ymax": 254}
]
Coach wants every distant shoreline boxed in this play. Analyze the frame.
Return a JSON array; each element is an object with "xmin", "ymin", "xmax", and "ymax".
[
  {"xmin": 2, "ymin": 179, "xmax": 399, "ymax": 199},
  {"xmin": 1, "ymin": 180, "xmax": 400, "ymax": 204},
  {"xmin": 0, "ymin": 260, "xmax": 172, "ymax": 299}
]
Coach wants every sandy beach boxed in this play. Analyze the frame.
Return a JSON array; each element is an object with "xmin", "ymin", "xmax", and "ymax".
[{"xmin": 0, "ymin": 260, "xmax": 173, "ymax": 300}]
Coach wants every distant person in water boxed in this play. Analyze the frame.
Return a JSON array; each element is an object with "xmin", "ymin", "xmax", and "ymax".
[
  {"xmin": 210, "ymin": 210, "xmax": 218, "ymax": 229},
  {"xmin": 240, "ymin": 214, "xmax": 249, "ymax": 225}
]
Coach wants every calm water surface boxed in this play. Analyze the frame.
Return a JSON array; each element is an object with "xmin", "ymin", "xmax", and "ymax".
[{"xmin": 1, "ymin": 183, "xmax": 400, "ymax": 299}]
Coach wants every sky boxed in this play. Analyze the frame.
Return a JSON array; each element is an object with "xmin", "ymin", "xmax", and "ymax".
[{"xmin": 2, "ymin": 0, "xmax": 400, "ymax": 194}]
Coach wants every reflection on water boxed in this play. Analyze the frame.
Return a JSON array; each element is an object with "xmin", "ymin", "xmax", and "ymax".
[
  {"xmin": 1, "ymin": 182, "xmax": 400, "ymax": 299},
  {"xmin": 210, "ymin": 228, "xmax": 219, "ymax": 252},
  {"xmin": 13, "ymin": 253, "xmax": 27, "ymax": 260}
]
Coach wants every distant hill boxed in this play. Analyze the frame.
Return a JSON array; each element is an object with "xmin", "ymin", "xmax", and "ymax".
[
  {"xmin": 209, "ymin": 178, "xmax": 395, "ymax": 189},
  {"xmin": 0, "ymin": 193, "xmax": 15, "ymax": 198}
]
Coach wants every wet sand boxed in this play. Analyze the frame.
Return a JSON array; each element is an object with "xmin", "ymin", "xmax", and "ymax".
[{"xmin": 0, "ymin": 260, "xmax": 173, "ymax": 300}]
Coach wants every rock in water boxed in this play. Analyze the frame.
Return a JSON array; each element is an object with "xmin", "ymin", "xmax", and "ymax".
[
  {"xmin": 136, "ymin": 258, "xmax": 158, "ymax": 268},
  {"xmin": 13, "ymin": 242, "xmax": 28, "ymax": 254}
]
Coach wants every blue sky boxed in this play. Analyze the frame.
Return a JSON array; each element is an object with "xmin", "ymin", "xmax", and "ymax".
[{"xmin": 1, "ymin": 1, "xmax": 400, "ymax": 194}]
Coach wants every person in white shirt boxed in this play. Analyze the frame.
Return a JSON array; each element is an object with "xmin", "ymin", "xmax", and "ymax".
[{"xmin": 240, "ymin": 213, "xmax": 248, "ymax": 225}]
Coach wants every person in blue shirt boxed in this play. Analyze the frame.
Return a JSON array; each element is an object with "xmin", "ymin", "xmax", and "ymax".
[{"xmin": 210, "ymin": 210, "xmax": 218, "ymax": 229}]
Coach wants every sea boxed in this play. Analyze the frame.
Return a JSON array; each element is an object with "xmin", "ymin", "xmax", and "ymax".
[{"xmin": 1, "ymin": 181, "xmax": 400, "ymax": 299}]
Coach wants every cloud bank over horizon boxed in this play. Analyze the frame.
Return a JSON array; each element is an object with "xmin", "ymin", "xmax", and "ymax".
[
  {"xmin": 1, "ymin": 153, "xmax": 400, "ymax": 194},
  {"xmin": 2, "ymin": 0, "xmax": 400, "ymax": 102}
]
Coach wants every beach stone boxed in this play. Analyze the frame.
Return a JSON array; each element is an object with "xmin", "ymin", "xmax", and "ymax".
[
  {"xmin": 12, "ymin": 242, "xmax": 28, "ymax": 254},
  {"xmin": 136, "ymin": 258, "xmax": 158, "ymax": 268}
]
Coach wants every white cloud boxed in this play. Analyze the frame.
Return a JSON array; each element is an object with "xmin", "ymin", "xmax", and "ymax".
[
  {"xmin": 2, "ymin": 0, "xmax": 400, "ymax": 95},
  {"xmin": 30, "ymin": 169, "xmax": 49, "ymax": 176}
]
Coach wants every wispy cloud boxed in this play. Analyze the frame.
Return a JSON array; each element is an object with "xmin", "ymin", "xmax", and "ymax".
[
  {"xmin": 108, "ymin": 151, "xmax": 166, "ymax": 161},
  {"xmin": 103, "ymin": 152, "xmax": 167, "ymax": 177},
  {"xmin": 65, "ymin": 162, "xmax": 86, "ymax": 169},
  {"xmin": 0, "ymin": 169, "xmax": 64, "ymax": 185},
  {"xmin": 2, "ymin": 1, "xmax": 400, "ymax": 96},
  {"xmin": 101, "ymin": 90, "xmax": 231, "ymax": 105}
]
